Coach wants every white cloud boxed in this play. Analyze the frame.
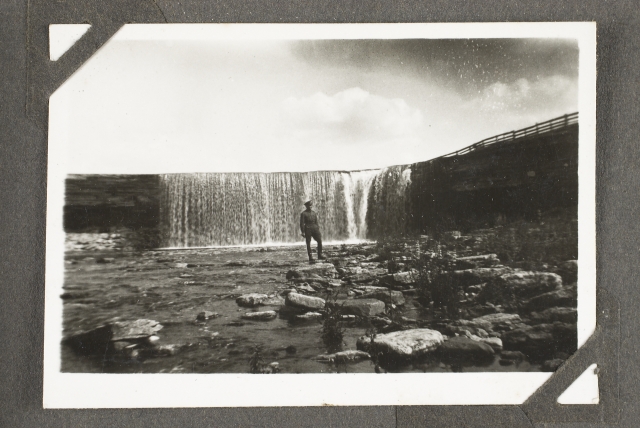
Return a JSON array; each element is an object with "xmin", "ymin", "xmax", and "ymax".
[
  {"xmin": 280, "ymin": 87, "xmax": 424, "ymax": 144},
  {"xmin": 474, "ymin": 75, "xmax": 578, "ymax": 114}
]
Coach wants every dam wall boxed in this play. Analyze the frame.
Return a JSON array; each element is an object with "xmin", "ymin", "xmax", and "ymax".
[{"xmin": 63, "ymin": 113, "xmax": 579, "ymax": 247}]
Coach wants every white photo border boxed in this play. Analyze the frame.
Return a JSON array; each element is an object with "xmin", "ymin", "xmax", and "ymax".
[{"xmin": 44, "ymin": 22, "xmax": 597, "ymax": 408}]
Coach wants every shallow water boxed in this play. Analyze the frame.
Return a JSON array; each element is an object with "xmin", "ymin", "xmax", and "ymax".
[{"xmin": 61, "ymin": 244, "xmax": 542, "ymax": 374}]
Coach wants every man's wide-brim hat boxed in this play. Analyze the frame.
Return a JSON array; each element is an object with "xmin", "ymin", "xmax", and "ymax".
[{"xmin": 304, "ymin": 200, "xmax": 312, "ymax": 206}]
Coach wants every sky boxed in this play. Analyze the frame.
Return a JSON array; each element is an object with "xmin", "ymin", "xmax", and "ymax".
[{"xmin": 56, "ymin": 33, "xmax": 579, "ymax": 173}]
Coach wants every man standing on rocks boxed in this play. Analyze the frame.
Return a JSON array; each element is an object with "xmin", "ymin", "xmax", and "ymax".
[{"xmin": 300, "ymin": 200, "xmax": 325, "ymax": 264}]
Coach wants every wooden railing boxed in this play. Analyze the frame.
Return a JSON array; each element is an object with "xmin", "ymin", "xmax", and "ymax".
[{"xmin": 442, "ymin": 112, "xmax": 578, "ymax": 158}]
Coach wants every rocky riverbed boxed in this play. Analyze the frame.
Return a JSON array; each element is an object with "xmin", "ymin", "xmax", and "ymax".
[{"xmin": 62, "ymin": 229, "xmax": 578, "ymax": 374}]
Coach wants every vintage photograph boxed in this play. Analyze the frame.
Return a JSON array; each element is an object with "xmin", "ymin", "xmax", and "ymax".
[{"xmin": 44, "ymin": 23, "xmax": 596, "ymax": 406}]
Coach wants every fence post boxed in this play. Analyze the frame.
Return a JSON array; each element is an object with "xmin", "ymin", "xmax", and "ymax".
[{"xmin": 564, "ymin": 114, "xmax": 569, "ymax": 127}]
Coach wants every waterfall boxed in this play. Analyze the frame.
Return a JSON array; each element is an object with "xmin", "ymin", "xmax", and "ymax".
[
  {"xmin": 365, "ymin": 165, "xmax": 412, "ymax": 239},
  {"xmin": 159, "ymin": 170, "xmax": 382, "ymax": 247}
]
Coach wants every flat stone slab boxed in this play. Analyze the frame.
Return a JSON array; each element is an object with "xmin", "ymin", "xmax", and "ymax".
[
  {"xmin": 241, "ymin": 311, "xmax": 277, "ymax": 321},
  {"xmin": 285, "ymin": 292, "xmax": 326, "ymax": 311},
  {"xmin": 356, "ymin": 328, "xmax": 444, "ymax": 359},
  {"xmin": 341, "ymin": 299, "xmax": 386, "ymax": 317}
]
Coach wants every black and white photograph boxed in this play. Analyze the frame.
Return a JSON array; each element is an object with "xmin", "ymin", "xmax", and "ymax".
[{"xmin": 44, "ymin": 23, "xmax": 596, "ymax": 407}]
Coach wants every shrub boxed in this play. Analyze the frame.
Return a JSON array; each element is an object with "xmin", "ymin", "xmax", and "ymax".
[
  {"xmin": 321, "ymin": 303, "xmax": 345, "ymax": 349},
  {"xmin": 248, "ymin": 345, "xmax": 265, "ymax": 374},
  {"xmin": 415, "ymin": 241, "xmax": 462, "ymax": 319}
]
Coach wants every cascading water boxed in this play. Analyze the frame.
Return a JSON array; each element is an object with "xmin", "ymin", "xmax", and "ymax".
[
  {"xmin": 159, "ymin": 169, "xmax": 383, "ymax": 248},
  {"xmin": 365, "ymin": 165, "xmax": 412, "ymax": 239}
]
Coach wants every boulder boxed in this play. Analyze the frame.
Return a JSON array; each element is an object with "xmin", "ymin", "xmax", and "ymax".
[
  {"xmin": 341, "ymin": 299, "xmax": 385, "ymax": 317},
  {"xmin": 529, "ymin": 307, "xmax": 577, "ymax": 324},
  {"xmin": 241, "ymin": 311, "xmax": 277, "ymax": 321},
  {"xmin": 437, "ymin": 337, "xmax": 495, "ymax": 360},
  {"xmin": 501, "ymin": 271, "xmax": 563, "ymax": 298},
  {"xmin": 356, "ymin": 328, "xmax": 444, "ymax": 359},
  {"xmin": 355, "ymin": 290, "xmax": 405, "ymax": 306},
  {"xmin": 286, "ymin": 263, "xmax": 338, "ymax": 280},
  {"xmin": 314, "ymin": 350, "xmax": 371, "ymax": 363},
  {"xmin": 523, "ymin": 286, "xmax": 577, "ymax": 312},
  {"xmin": 285, "ymin": 292, "xmax": 326, "ymax": 311},
  {"xmin": 236, "ymin": 293, "xmax": 269, "ymax": 307}
]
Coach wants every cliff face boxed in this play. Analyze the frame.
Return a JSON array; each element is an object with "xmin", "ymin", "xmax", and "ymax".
[{"xmin": 64, "ymin": 117, "xmax": 579, "ymax": 241}]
